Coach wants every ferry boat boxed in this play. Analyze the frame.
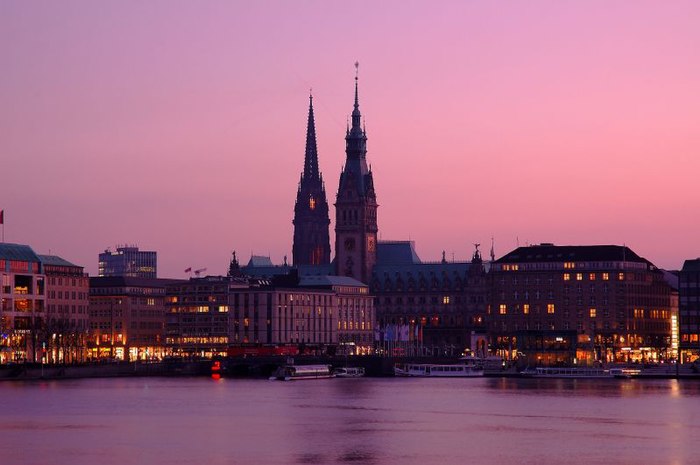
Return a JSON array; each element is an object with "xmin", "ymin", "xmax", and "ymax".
[
  {"xmin": 608, "ymin": 367, "xmax": 642, "ymax": 378},
  {"xmin": 394, "ymin": 362, "xmax": 484, "ymax": 377},
  {"xmin": 269, "ymin": 364, "xmax": 335, "ymax": 381},
  {"xmin": 520, "ymin": 367, "xmax": 611, "ymax": 378},
  {"xmin": 333, "ymin": 367, "xmax": 365, "ymax": 378}
]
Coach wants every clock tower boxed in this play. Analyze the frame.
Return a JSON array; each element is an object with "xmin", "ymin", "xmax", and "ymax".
[
  {"xmin": 335, "ymin": 64, "xmax": 378, "ymax": 284},
  {"xmin": 292, "ymin": 94, "xmax": 331, "ymax": 266}
]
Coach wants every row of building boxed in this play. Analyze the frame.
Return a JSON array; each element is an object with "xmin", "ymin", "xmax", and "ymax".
[{"xmin": 1, "ymin": 240, "xmax": 698, "ymax": 366}]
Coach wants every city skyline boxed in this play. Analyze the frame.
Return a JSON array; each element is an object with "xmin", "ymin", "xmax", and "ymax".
[{"xmin": 2, "ymin": 2, "xmax": 699, "ymax": 277}]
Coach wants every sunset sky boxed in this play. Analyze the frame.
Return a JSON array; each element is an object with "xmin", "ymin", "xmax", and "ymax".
[{"xmin": 2, "ymin": 1, "xmax": 699, "ymax": 277}]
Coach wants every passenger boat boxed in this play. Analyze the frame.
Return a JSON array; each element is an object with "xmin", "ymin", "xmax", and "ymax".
[
  {"xmin": 520, "ymin": 367, "xmax": 611, "ymax": 378},
  {"xmin": 608, "ymin": 367, "xmax": 642, "ymax": 378},
  {"xmin": 394, "ymin": 362, "xmax": 484, "ymax": 377},
  {"xmin": 333, "ymin": 367, "xmax": 365, "ymax": 378},
  {"xmin": 269, "ymin": 364, "xmax": 335, "ymax": 381}
]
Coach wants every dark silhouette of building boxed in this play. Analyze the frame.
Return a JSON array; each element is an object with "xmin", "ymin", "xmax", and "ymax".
[
  {"xmin": 292, "ymin": 95, "xmax": 331, "ymax": 266},
  {"xmin": 371, "ymin": 242, "xmax": 488, "ymax": 356},
  {"xmin": 679, "ymin": 258, "xmax": 700, "ymax": 362},
  {"xmin": 334, "ymin": 66, "xmax": 378, "ymax": 284}
]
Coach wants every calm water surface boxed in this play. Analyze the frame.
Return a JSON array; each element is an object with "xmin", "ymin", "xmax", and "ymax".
[{"xmin": 2, "ymin": 376, "xmax": 699, "ymax": 465}]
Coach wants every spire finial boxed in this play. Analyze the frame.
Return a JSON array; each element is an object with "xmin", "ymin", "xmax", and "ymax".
[
  {"xmin": 354, "ymin": 61, "xmax": 360, "ymax": 109},
  {"xmin": 303, "ymin": 91, "xmax": 319, "ymax": 179}
]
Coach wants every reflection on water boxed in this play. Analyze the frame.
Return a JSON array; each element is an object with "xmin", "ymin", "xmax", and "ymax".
[{"xmin": 1, "ymin": 377, "xmax": 699, "ymax": 465}]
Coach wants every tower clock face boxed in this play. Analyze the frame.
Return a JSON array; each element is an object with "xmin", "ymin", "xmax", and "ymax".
[{"xmin": 344, "ymin": 237, "xmax": 356, "ymax": 251}]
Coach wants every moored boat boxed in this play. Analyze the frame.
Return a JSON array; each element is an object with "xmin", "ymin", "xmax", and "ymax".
[
  {"xmin": 609, "ymin": 367, "xmax": 642, "ymax": 378},
  {"xmin": 394, "ymin": 362, "xmax": 484, "ymax": 377},
  {"xmin": 520, "ymin": 367, "xmax": 611, "ymax": 378},
  {"xmin": 334, "ymin": 367, "xmax": 365, "ymax": 378},
  {"xmin": 269, "ymin": 364, "xmax": 335, "ymax": 381}
]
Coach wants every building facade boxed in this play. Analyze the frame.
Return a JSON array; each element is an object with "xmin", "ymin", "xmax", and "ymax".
[
  {"xmin": 39, "ymin": 254, "xmax": 90, "ymax": 363},
  {"xmin": 679, "ymin": 259, "xmax": 700, "ymax": 362},
  {"xmin": 164, "ymin": 275, "xmax": 340, "ymax": 357},
  {"xmin": 88, "ymin": 276, "xmax": 180, "ymax": 360},
  {"xmin": 292, "ymin": 95, "xmax": 331, "ymax": 266},
  {"xmin": 334, "ymin": 70, "xmax": 378, "ymax": 284},
  {"xmin": 371, "ymin": 241, "xmax": 489, "ymax": 356},
  {"xmin": 98, "ymin": 245, "xmax": 157, "ymax": 278},
  {"xmin": 490, "ymin": 244, "xmax": 674, "ymax": 366},
  {"xmin": 0, "ymin": 243, "xmax": 46, "ymax": 363}
]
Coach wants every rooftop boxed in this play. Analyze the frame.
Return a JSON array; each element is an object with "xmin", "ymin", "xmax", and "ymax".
[
  {"xmin": 496, "ymin": 244, "xmax": 649, "ymax": 265},
  {"xmin": 0, "ymin": 243, "xmax": 41, "ymax": 263},
  {"xmin": 38, "ymin": 254, "xmax": 81, "ymax": 268}
]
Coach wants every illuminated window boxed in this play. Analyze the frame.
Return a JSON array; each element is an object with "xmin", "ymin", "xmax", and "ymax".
[
  {"xmin": 563, "ymin": 273, "xmax": 570, "ymax": 281},
  {"xmin": 576, "ymin": 273, "xmax": 583, "ymax": 281},
  {"xmin": 218, "ymin": 305, "xmax": 229, "ymax": 313},
  {"xmin": 243, "ymin": 318, "xmax": 249, "ymax": 327},
  {"xmin": 589, "ymin": 273, "xmax": 596, "ymax": 281},
  {"xmin": 589, "ymin": 308, "xmax": 597, "ymax": 318},
  {"xmin": 499, "ymin": 304, "xmax": 507, "ymax": 315},
  {"xmin": 309, "ymin": 196, "xmax": 316, "ymax": 210},
  {"xmin": 523, "ymin": 304, "xmax": 530, "ymax": 314},
  {"xmin": 443, "ymin": 296, "xmax": 450, "ymax": 305},
  {"xmin": 618, "ymin": 273, "xmax": 625, "ymax": 281},
  {"xmin": 547, "ymin": 304, "xmax": 555, "ymax": 314},
  {"xmin": 564, "ymin": 262, "xmax": 575, "ymax": 269},
  {"xmin": 602, "ymin": 273, "xmax": 609, "ymax": 281}
]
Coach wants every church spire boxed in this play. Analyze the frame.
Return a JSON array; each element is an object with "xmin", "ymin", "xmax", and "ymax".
[
  {"xmin": 304, "ymin": 91, "xmax": 319, "ymax": 180},
  {"xmin": 351, "ymin": 61, "xmax": 362, "ymax": 133}
]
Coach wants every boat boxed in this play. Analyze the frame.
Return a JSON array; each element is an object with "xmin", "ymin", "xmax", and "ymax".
[
  {"xmin": 394, "ymin": 361, "xmax": 484, "ymax": 377},
  {"xmin": 609, "ymin": 367, "xmax": 642, "ymax": 378},
  {"xmin": 269, "ymin": 364, "xmax": 335, "ymax": 381},
  {"xmin": 333, "ymin": 367, "xmax": 365, "ymax": 378},
  {"xmin": 520, "ymin": 367, "xmax": 612, "ymax": 378}
]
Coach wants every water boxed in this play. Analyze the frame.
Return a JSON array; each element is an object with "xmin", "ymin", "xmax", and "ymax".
[{"xmin": 2, "ymin": 377, "xmax": 699, "ymax": 465}]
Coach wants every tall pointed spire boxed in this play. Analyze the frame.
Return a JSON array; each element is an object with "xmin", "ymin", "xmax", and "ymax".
[
  {"xmin": 304, "ymin": 91, "xmax": 319, "ymax": 180},
  {"xmin": 351, "ymin": 61, "xmax": 362, "ymax": 132}
]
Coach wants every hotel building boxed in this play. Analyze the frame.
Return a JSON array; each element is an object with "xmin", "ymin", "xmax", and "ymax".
[
  {"xmin": 490, "ymin": 244, "xmax": 674, "ymax": 365},
  {"xmin": 98, "ymin": 245, "xmax": 157, "ymax": 278}
]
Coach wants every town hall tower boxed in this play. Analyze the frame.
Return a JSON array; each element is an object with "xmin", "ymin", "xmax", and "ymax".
[{"xmin": 334, "ymin": 64, "xmax": 378, "ymax": 284}]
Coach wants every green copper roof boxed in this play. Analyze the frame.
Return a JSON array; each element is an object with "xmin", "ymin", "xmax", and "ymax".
[{"xmin": 0, "ymin": 242, "xmax": 41, "ymax": 263}]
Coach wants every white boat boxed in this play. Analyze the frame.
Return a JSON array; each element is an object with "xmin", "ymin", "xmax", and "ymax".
[
  {"xmin": 334, "ymin": 367, "xmax": 365, "ymax": 378},
  {"xmin": 609, "ymin": 367, "xmax": 642, "ymax": 378},
  {"xmin": 394, "ymin": 362, "xmax": 484, "ymax": 377},
  {"xmin": 269, "ymin": 364, "xmax": 335, "ymax": 381},
  {"xmin": 520, "ymin": 367, "xmax": 611, "ymax": 378}
]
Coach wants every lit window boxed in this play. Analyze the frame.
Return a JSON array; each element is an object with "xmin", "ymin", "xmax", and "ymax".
[
  {"xmin": 576, "ymin": 273, "xmax": 583, "ymax": 281},
  {"xmin": 618, "ymin": 273, "xmax": 625, "ymax": 281},
  {"xmin": 564, "ymin": 262, "xmax": 575, "ymax": 269},
  {"xmin": 589, "ymin": 273, "xmax": 596, "ymax": 281},
  {"xmin": 547, "ymin": 304, "xmax": 555, "ymax": 314},
  {"xmin": 602, "ymin": 273, "xmax": 609, "ymax": 281},
  {"xmin": 589, "ymin": 308, "xmax": 597, "ymax": 318},
  {"xmin": 523, "ymin": 304, "xmax": 530, "ymax": 314},
  {"xmin": 499, "ymin": 304, "xmax": 507, "ymax": 315},
  {"xmin": 443, "ymin": 296, "xmax": 450, "ymax": 305},
  {"xmin": 563, "ymin": 273, "xmax": 570, "ymax": 281},
  {"xmin": 309, "ymin": 196, "xmax": 316, "ymax": 210}
]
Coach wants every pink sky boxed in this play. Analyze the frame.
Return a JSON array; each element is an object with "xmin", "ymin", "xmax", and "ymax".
[{"xmin": 1, "ymin": 1, "xmax": 699, "ymax": 276}]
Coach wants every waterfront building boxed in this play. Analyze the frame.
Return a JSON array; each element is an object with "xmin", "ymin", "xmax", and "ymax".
[
  {"xmin": 98, "ymin": 245, "xmax": 157, "ymax": 278},
  {"xmin": 39, "ymin": 254, "xmax": 89, "ymax": 363},
  {"xmin": 299, "ymin": 275, "xmax": 375, "ymax": 354},
  {"xmin": 334, "ymin": 68, "xmax": 378, "ymax": 284},
  {"xmin": 0, "ymin": 243, "xmax": 46, "ymax": 363},
  {"xmin": 292, "ymin": 94, "xmax": 331, "ymax": 266},
  {"xmin": 490, "ymin": 244, "xmax": 674, "ymax": 365},
  {"xmin": 164, "ymin": 274, "xmax": 340, "ymax": 357},
  {"xmin": 679, "ymin": 259, "xmax": 700, "ymax": 362},
  {"xmin": 88, "ymin": 276, "xmax": 181, "ymax": 360},
  {"xmin": 371, "ymin": 241, "xmax": 489, "ymax": 356}
]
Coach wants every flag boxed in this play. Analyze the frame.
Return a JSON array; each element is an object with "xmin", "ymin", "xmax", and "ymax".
[
  {"xmin": 184, "ymin": 267, "xmax": 192, "ymax": 273},
  {"xmin": 0, "ymin": 210, "xmax": 3, "ymax": 225}
]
